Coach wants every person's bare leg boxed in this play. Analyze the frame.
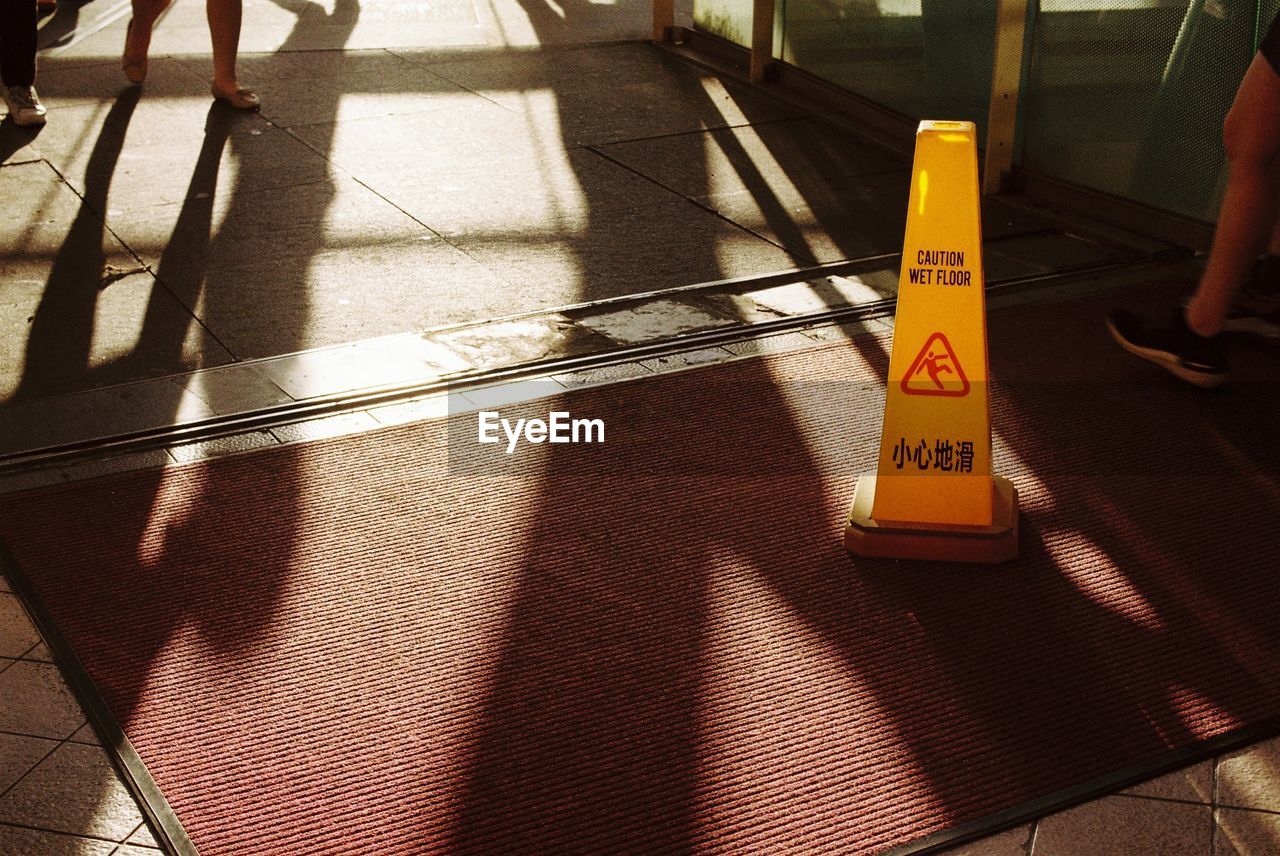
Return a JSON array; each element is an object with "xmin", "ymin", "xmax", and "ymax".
[
  {"xmin": 124, "ymin": 0, "xmax": 171, "ymax": 83},
  {"xmin": 1185, "ymin": 53, "xmax": 1280, "ymax": 336},
  {"xmin": 208, "ymin": 0, "xmax": 242, "ymax": 94}
]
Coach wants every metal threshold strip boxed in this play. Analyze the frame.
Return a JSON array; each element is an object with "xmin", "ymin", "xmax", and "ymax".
[{"xmin": 1, "ymin": 257, "xmax": 1144, "ymax": 473}]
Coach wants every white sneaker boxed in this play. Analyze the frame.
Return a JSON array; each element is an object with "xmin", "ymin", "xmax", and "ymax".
[{"xmin": 3, "ymin": 86, "xmax": 47, "ymax": 127}]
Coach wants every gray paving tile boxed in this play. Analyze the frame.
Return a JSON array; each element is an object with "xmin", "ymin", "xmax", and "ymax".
[
  {"xmin": 1041, "ymin": 275, "xmax": 1134, "ymax": 299},
  {"xmin": 987, "ymin": 232, "xmax": 1127, "ymax": 272},
  {"xmin": 168, "ymin": 431, "xmax": 279, "ymax": 464},
  {"xmin": 551, "ymin": 362, "xmax": 653, "ymax": 389},
  {"xmin": 702, "ymin": 291, "xmax": 792, "ymax": 324},
  {"xmin": 597, "ymin": 117, "xmax": 904, "ymax": 200},
  {"xmin": 368, "ymin": 395, "xmax": 451, "ymax": 426},
  {"xmin": 289, "ymin": 101, "xmax": 539, "ymax": 185},
  {"xmin": 0, "ymin": 742, "xmax": 144, "ymax": 842},
  {"xmin": 1, "ymin": 161, "xmax": 228, "ymax": 404},
  {"xmin": 639, "ymin": 347, "xmax": 734, "ymax": 372},
  {"xmin": 413, "ymin": 42, "xmax": 727, "ymax": 97},
  {"xmin": 982, "ymin": 197, "xmax": 1056, "ymax": 241},
  {"xmin": 0, "ymin": 733, "xmax": 58, "ymax": 794},
  {"xmin": 150, "ymin": 0, "xmax": 490, "ymax": 55},
  {"xmin": 722, "ymin": 331, "xmax": 819, "ymax": 357},
  {"xmin": 579, "ymin": 118, "xmax": 1049, "ymax": 267},
  {"xmin": 985, "ymin": 288, "xmax": 1043, "ymax": 311},
  {"xmin": 55, "ymin": 6, "xmax": 409, "ymax": 61},
  {"xmin": 686, "ymin": 170, "xmax": 912, "ymax": 264},
  {"xmin": 166, "ymin": 363, "xmax": 293, "ymax": 416},
  {"xmin": 443, "ymin": 391, "xmax": 481, "ymax": 415},
  {"xmin": 67, "ymin": 724, "xmax": 100, "ymax": 746},
  {"xmin": 467, "ymin": 0, "xmax": 655, "ymax": 46},
  {"xmin": 0, "ymin": 594, "xmax": 40, "ymax": 659},
  {"xmin": 180, "ymin": 50, "xmax": 480, "ymax": 129},
  {"xmin": 116, "ymin": 844, "xmax": 164, "ymax": 855},
  {"xmin": 258, "ymin": 334, "xmax": 471, "ymax": 400},
  {"xmin": 20, "ymin": 643, "xmax": 53, "ymax": 664},
  {"xmin": 175, "ymin": 235, "xmax": 515, "ymax": 361},
  {"xmin": 216, "ymin": 47, "xmax": 433, "ymax": 80},
  {"xmin": 574, "ymin": 297, "xmax": 738, "ymax": 345},
  {"xmin": 125, "ymin": 821, "xmax": 160, "ymax": 848},
  {"xmin": 461, "ymin": 378, "xmax": 566, "ymax": 410},
  {"xmin": 984, "ymin": 246, "xmax": 1052, "ymax": 282},
  {"xmin": 0, "ymin": 125, "xmax": 42, "ymax": 168},
  {"xmin": 0, "ymin": 823, "xmax": 116, "ymax": 856},
  {"xmin": 0, "ymin": 467, "xmax": 70, "ymax": 496},
  {"xmin": 799, "ymin": 319, "xmax": 891, "ymax": 343},
  {"xmin": 258, "ymin": 17, "xmax": 487, "ymax": 53},
  {"xmin": 0, "ymin": 161, "xmax": 91, "ymax": 256},
  {"xmin": 59, "ymin": 451, "xmax": 172, "ymax": 485},
  {"xmin": 17, "ymin": 96, "xmax": 250, "ymax": 183},
  {"xmin": 1032, "ymin": 795, "xmax": 1211, "ymax": 855},
  {"xmin": 427, "ymin": 315, "xmax": 609, "ymax": 372},
  {"xmin": 454, "ymin": 195, "xmax": 802, "ymax": 305},
  {"xmin": 94, "ymin": 117, "xmax": 333, "ymax": 216},
  {"xmin": 0, "ymin": 661, "xmax": 84, "ymax": 740},
  {"xmin": 107, "ymin": 172, "xmax": 423, "ymax": 272},
  {"xmin": 744, "ymin": 272, "xmax": 898, "ymax": 316},
  {"xmin": 476, "ymin": 75, "xmax": 798, "ymax": 148},
  {"xmin": 940, "ymin": 823, "xmax": 1033, "ymax": 855},
  {"xmin": 371, "ymin": 147, "xmax": 678, "ymax": 240},
  {"xmin": 1122, "ymin": 759, "xmax": 1213, "ymax": 804},
  {"xmin": 269, "ymin": 412, "xmax": 381, "ymax": 445},
  {"xmin": 1218, "ymin": 737, "xmax": 1280, "ymax": 813},
  {"xmin": 2, "ymin": 264, "xmax": 228, "ymax": 406},
  {"xmin": 0, "ymin": 385, "xmax": 214, "ymax": 458},
  {"xmin": 1214, "ymin": 806, "xmax": 1280, "ymax": 856}
]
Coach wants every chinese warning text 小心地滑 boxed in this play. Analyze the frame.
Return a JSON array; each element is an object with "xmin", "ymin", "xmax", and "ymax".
[{"xmin": 891, "ymin": 438, "xmax": 975, "ymax": 472}]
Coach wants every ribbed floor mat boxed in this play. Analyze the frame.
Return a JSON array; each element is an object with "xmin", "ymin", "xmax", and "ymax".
[{"xmin": 3, "ymin": 282, "xmax": 1279, "ymax": 854}]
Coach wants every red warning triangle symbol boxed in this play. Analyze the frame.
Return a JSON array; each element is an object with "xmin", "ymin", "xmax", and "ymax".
[{"xmin": 901, "ymin": 332, "xmax": 970, "ymax": 397}]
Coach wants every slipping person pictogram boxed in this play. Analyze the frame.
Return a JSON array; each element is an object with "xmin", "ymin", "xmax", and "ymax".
[
  {"xmin": 901, "ymin": 332, "xmax": 969, "ymax": 397},
  {"xmin": 916, "ymin": 349, "xmax": 953, "ymax": 389}
]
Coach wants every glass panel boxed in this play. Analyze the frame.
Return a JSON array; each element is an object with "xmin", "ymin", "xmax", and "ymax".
[
  {"xmin": 694, "ymin": 0, "xmax": 755, "ymax": 46},
  {"xmin": 780, "ymin": 1, "xmax": 998, "ymax": 143},
  {"xmin": 1022, "ymin": 0, "xmax": 1261, "ymax": 222}
]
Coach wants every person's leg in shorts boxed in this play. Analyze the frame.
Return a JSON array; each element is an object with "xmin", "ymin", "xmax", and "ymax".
[{"xmin": 1108, "ymin": 27, "xmax": 1280, "ymax": 387}]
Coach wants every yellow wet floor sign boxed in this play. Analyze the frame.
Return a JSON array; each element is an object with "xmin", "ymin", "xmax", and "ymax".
[{"xmin": 845, "ymin": 120, "xmax": 1018, "ymax": 563}]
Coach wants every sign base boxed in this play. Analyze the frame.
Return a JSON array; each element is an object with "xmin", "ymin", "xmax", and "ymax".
[{"xmin": 844, "ymin": 475, "xmax": 1019, "ymax": 564}]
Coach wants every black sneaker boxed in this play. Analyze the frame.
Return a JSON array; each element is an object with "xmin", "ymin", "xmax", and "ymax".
[
  {"xmin": 1106, "ymin": 307, "xmax": 1228, "ymax": 388},
  {"xmin": 1222, "ymin": 303, "xmax": 1280, "ymax": 338},
  {"xmin": 2, "ymin": 85, "xmax": 46, "ymax": 127},
  {"xmin": 1224, "ymin": 255, "xmax": 1280, "ymax": 336},
  {"xmin": 1242, "ymin": 253, "xmax": 1280, "ymax": 299}
]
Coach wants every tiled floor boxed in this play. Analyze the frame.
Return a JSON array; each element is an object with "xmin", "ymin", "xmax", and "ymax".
[{"xmin": 1, "ymin": 585, "xmax": 160, "ymax": 855}]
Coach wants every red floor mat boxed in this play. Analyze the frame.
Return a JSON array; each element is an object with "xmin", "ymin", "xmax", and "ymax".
[{"xmin": 4, "ymin": 283, "xmax": 1280, "ymax": 854}]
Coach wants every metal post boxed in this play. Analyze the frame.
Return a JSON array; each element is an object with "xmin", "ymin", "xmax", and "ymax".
[
  {"xmin": 653, "ymin": 0, "xmax": 674, "ymax": 43},
  {"xmin": 750, "ymin": 0, "xmax": 777, "ymax": 83},
  {"xmin": 983, "ymin": 0, "xmax": 1028, "ymax": 195}
]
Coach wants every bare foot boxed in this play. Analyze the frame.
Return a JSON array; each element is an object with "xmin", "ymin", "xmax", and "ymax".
[
  {"xmin": 122, "ymin": 17, "xmax": 151, "ymax": 84},
  {"xmin": 211, "ymin": 81, "xmax": 260, "ymax": 110}
]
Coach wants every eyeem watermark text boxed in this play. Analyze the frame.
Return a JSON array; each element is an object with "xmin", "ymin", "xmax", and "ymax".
[{"xmin": 477, "ymin": 411, "xmax": 605, "ymax": 453}]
